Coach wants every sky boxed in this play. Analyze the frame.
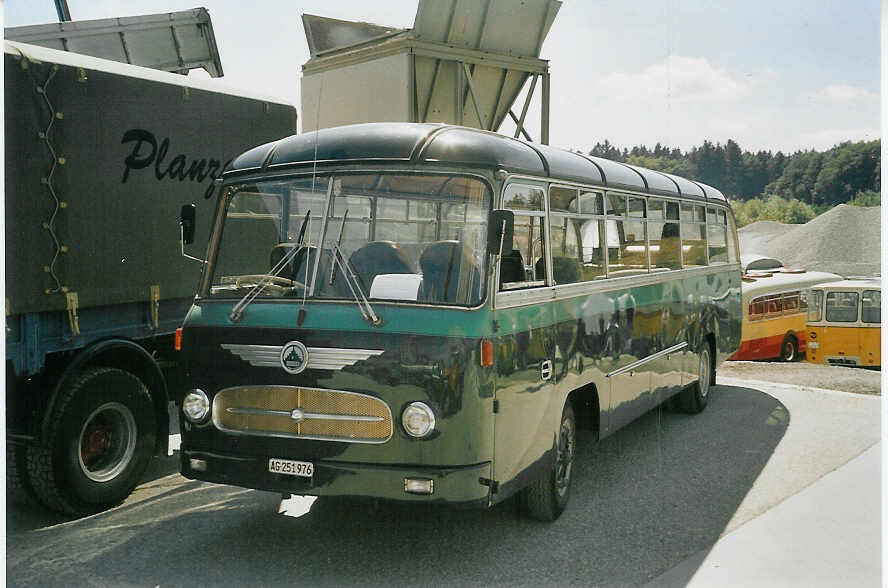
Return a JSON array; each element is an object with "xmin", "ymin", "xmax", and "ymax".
[{"xmin": 3, "ymin": 0, "xmax": 881, "ymax": 154}]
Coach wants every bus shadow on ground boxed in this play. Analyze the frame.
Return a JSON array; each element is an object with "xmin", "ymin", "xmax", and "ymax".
[{"xmin": 7, "ymin": 385, "xmax": 786, "ymax": 588}]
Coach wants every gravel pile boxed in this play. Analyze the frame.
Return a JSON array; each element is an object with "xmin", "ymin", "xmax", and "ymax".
[{"xmin": 738, "ymin": 204, "xmax": 881, "ymax": 277}]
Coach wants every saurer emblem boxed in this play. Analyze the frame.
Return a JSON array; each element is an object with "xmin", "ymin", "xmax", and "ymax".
[{"xmin": 280, "ymin": 341, "xmax": 309, "ymax": 374}]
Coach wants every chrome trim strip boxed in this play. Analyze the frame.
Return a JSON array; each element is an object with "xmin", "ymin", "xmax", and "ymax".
[
  {"xmin": 225, "ymin": 407, "xmax": 384, "ymax": 422},
  {"xmin": 605, "ymin": 342, "xmax": 688, "ymax": 378},
  {"xmin": 221, "ymin": 344, "xmax": 384, "ymax": 370}
]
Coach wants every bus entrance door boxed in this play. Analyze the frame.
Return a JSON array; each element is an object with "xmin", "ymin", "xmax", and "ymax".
[{"xmin": 491, "ymin": 304, "xmax": 557, "ymax": 497}]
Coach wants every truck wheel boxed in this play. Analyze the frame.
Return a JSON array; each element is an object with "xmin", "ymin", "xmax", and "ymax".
[
  {"xmin": 26, "ymin": 367, "xmax": 156, "ymax": 516},
  {"xmin": 7, "ymin": 444, "xmax": 37, "ymax": 503},
  {"xmin": 679, "ymin": 343, "xmax": 712, "ymax": 414},
  {"xmin": 780, "ymin": 336, "xmax": 798, "ymax": 362},
  {"xmin": 521, "ymin": 403, "xmax": 576, "ymax": 521}
]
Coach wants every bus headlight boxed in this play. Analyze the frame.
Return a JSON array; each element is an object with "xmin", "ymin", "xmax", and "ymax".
[
  {"xmin": 183, "ymin": 389, "xmax": 210, "ymax": 423},
  {"xmin": 402, "ymin": 402, "xmax": 435, "ymax": 438}
]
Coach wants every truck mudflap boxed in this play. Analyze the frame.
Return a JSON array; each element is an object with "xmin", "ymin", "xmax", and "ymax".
[{"xmin": 181, "ymin": 449, "xmax": 492, "ymax": 506}]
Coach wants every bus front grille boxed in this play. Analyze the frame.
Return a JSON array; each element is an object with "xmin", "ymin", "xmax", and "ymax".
[{"xmin": 212, "ymin": 386, "xmax": 392, "ymax": 443}]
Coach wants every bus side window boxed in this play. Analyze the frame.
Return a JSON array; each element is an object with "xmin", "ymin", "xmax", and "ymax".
[
  {"xmin": 707, "ymin": 207, "xmax": 728, "ymax": 263},
  {"xmin": 749, "ymin": 298, "xmax": 764, "ymax": 320},
  {"xmin": 862, "ymin": 290, "xmax": 880, "ymax": 323},
  {"xmin": 807, "ymin": 290, "xmax": 823, "ymax": 322},
  {"xmin": 607, "ymin": 194, "xmax": 648, "ymax": 276},
  {"xmin": 783, "ymin": 292, "xmax": 800, "ymax": 313},
  {"xmin": 725, "ymin": 210, "xmax": 740, "ymax": 264},
  {"xmin": 578, "ymin": 218, "xmax": 606, "ymax": 280},
  {"xmin": 501, "ymin": 184, "xmax": 546, "ymax": 290},
  {"xmin": 680, "ymin": 202, "xmax": 707, "ymax": 267},
  {"xmin": 548, "ymin": 215, "xmax": 582, "ymax": 285}
]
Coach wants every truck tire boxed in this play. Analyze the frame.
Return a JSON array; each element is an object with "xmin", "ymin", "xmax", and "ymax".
[
  {"xmin": 7, "ymin": 444, "xmax": 37, "ymax": 504},
  {"xmin": 521, "ymin": 403, "xmax": 576, "ymax": 521},
  {"xmin": 26, "ymin": 367, "xmax": 156, "ymax": 516}
]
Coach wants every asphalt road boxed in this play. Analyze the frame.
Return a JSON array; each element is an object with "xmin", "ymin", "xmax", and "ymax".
[{"xmin": 6, "ymin": 377, "xmax": 877, "ymax": 587}]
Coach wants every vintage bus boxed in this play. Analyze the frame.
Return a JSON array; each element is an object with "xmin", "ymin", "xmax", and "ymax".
[
  {"xmin": 806, "ymin": 279, "xmax": 881, "ymax": 368},
  {"xmin": 729, "ymin": 269, "xmax": 841, "ymax": 361},
  {"xmin": 176, "ymin": 123, "xmax": 741, "ymax": 520}
]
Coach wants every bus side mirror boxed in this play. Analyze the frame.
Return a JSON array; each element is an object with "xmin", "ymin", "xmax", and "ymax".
[
  {"xmin": 179, "ymin": 204, "xmax": 205, "ymax": 264},
  {"xmin": 488, "ymin": 209, "xmax": 514, "ymax": 255},
  {"xmin": 180, "ymin": 204, "xmax": 196, "ymax": 245}
]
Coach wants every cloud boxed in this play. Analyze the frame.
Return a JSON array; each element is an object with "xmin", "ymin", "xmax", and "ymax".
[
  {"xmin": 550, "ymin": 54, "xmax": 880, "ymax": 153},
  {"xmin": 813, "ymin": 84, "xmax": 878, "ymax": 105},
  {"xmin": 796, "ymin": 127, "xmax": 881, "ymax": 151},
  {"xmin": 593, "ymin": 56, "xmax": 750, "ymax": 104}
]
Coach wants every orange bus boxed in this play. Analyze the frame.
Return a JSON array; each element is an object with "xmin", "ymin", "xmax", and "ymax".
[
  {"xmin": 806, "ymin": 279, "xmax": 881, "ymax": 368},
  {"xmin": 730, "ymin": 270, "xmax": 841, "ymax": 361}
]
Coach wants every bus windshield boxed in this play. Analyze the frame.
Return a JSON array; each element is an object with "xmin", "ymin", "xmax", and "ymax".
[{"xmin": 208, "ymin": 173, "xmax": 490, "ymax": 307}]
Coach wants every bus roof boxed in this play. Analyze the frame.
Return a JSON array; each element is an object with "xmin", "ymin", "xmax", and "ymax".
[
  {"xmin": 741, "ymin": 270, "xmax": 843, "ymax": 300},
  {"xmin": 227, "ymin": 122, "xmax": 727, "ymax": 204},
  {"xmin": 809, "ymin": 279, "xmax": 881, "ymax": 291}
]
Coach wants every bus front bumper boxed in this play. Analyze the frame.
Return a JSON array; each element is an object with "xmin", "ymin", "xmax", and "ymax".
[{"xmin": 181, "ymin": 449, "xmax": 493, "ymax": 506}]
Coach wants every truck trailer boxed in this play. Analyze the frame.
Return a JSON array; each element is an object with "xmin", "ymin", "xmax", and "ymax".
[{"xmin": 5, "ymin": 39, "xmax": 297, "ymax": 515}]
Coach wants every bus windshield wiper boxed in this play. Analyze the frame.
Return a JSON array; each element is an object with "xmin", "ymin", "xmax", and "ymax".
[
  {"xmin": 328, "ymin": 210, "xmax": 381, "ymax": 326},
  {"xmin": 229, "ymin": 210, "xmax": 311, "ymax": 322}
]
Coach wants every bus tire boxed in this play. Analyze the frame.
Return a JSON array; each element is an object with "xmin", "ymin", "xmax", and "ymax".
[
  {"xmin": 26, "ymin": 367, "xmax": 156, "ymax": 516},
  {"xmin": 780, "ymin": 336, "xmax": 798, "ymax": 362},
  {"xmin": 521, "ymin": 403, "xmax": 576, "ymax": 521},
  {"xmin": 679, "ymin": 343, "xmax": 712, "ymax": 414}
]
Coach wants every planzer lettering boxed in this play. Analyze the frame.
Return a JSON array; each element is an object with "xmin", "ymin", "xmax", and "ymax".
[{"xmin": 120, "ymin": 129, "xmax": 232, "ymax": 198}]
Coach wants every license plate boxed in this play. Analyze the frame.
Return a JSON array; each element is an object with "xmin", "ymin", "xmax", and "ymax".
[{"xmin": 268, "ymin": 458, "xmax": 314, "ymax": 478}]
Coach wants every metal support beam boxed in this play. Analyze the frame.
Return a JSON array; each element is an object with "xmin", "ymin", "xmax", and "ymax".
[
  {"xmin": 508, "ymin": 111, "xmax": 533, "ymax": 141},
  {"xmin": 541, "ymin": 71, "xmax": 550, "ymax": 145},
  {"xmin": 513, "ymin": 73, "xmax": 538, "ymax": 139},
  {"xmin": 461, "ymin": 62, "xmax": 486, "ymax": 129},
  {"xmin": 454, "ymin": 61, "xmax": 464, "ymax": 125},
  {"xmin": 490, "ymin": 69, "xmax": 509, "ymax": 131},
  {"xmin": 54, "ymin": 0, "xmax": 72, "ymax": 22},
  {"xmin": 409, "ymin": 51, "xmax": 418, "ymax": 123},
  {"xmin": 422, "ymin": 58, "xmax": 441, "ymax": 122}
]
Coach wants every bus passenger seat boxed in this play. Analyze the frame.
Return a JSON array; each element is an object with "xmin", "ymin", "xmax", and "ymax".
[
  {"xmin": 499, "ymin": 251, "xmax": 524, "ymax": 286},
  {"xmin": 270, "ymin": 243, "xmax": 308, "ymax": 281},
  {"xmin": 348, "ymin": 241, "xmax": 413, "ymax": 292},
  {"xmin": 551, "ymin": 257, "xmax": 580, "ymax": 285},
  {"xmin": 420, "ymin": 241, "xmax": 481, "ymax": 305}
]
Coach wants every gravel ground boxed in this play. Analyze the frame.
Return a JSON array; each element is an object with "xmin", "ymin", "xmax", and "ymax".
[{"xmin": 719, "ymin": 359, "xmax": 882, "ymax": 395}]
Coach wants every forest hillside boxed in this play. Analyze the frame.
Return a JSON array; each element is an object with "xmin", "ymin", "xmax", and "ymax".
[{"xmin": 585, "ymin": 139, "xmax": 880, "ymax": 226}]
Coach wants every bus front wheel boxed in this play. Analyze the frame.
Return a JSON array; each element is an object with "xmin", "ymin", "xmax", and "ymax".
[{"xmin": 521, "ymin": 402, "xmax": 576, "ymax": 521}]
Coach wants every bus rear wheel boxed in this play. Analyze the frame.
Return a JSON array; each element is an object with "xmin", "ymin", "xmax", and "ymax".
[
  {"xmin": 679, "ymin": 343, "xmax": 712, "ymax": 414},
  {"xmin": 26, "ymin": 367, "xmax": 156, "ymax": 516},
  {"xmin": 521, "ymin": 402, "xmax": 576, "ymax": 521},
  {"xmin": 780, "ymin": 336, "xmax": 798, "ymax": 362}
]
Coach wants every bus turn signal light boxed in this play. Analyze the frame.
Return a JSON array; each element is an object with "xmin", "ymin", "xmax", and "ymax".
[
  {"xmin": 175, "ymin": 327, "xmax": 183, "ymax": 351},
  {"xmin": 481, "ymin": 340, "xmax": 494, "ymax": 367}
]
